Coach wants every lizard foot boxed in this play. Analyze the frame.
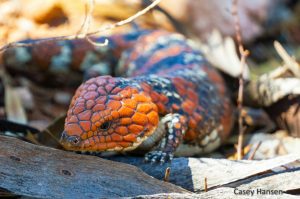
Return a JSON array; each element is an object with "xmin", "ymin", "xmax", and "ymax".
[{"xmin": 144, "ymin": 151, "xmax": 173, "ymax": 164}]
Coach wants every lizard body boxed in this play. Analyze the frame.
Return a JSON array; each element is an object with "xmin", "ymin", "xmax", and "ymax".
[{"xmin": 2, "ymin": 29, "xmax": 234, "ymax": 162}]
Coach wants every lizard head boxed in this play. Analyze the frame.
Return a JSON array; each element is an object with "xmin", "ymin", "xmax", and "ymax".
[{"xmin": 60, "ymin": 76, "xmax": 159, "ymax": 153}]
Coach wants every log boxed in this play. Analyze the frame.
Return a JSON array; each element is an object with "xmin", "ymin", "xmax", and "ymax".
[
  {"xmin": 1, "ymin": 135, "xmax": 299, "ymax": 198},
  {"xmin": 0, "ymin": 135, "xmax": 187, "ymax": 198},
  {"xmin": 109, "ymin": 154, "xmax": 300, "ymax": 192}
]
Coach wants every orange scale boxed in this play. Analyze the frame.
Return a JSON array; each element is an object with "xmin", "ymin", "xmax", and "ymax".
[
  {"xmin": 88, "ymin": 138, "xmax": 95, "ymax": 145},
  {"xmin": 110, "ymin": 95, "xmax": 122, "ymax": 100},
  {"xmin": 107, "ymin": 142, "xmax": 117, "ymax": 149},
  {"xmin": 81, "ymin": 133, "xmax": 88, "ymax": 140},
  {"xmin": 86, "ymin": 100, "xmax": 95, "ymax": 109},
  {"xmin": 78, "ymin": 110, "xmax": 92, "ymax": 121},
  {"xmin": 120, "ymin": 118, "xmax": 132, "ymax": 125},
  {"xmin": 73, "ymin": 105, "xmax": 84, "ymax": 115},
  {"xmin": 108, "ymin": 128, "xmax": 114, "ymax": 134},
  {"xmin": 91, "ymin": 113, "xmax": 100, "ymax": 123},
  {"xmin": 128, "ymin": 124, "xmax": 143, "ymax": 134},
  {"xmin": 182, "ymin": 101, "xmax": 195, "ymax": 114},
  {"xmin": 91, "ymin": 125, "xmax": 97, "ymax": 131},
  {"xmin": 99, "ymin": 136, "xmax": 105, "ymax": 143},
  {"xmin": 105, "ymin": 136, "xmax": 112, "ymax": 142},
  {"xmin": 68, "ymin": 115, "xmax": 78, "ymax": 123},
  {"xmin": 118, "ymin": 106, "xmax": 134, "ymax": 117},
  {"xmin": 123, "ymin": 134, "xmax": 136, "ymax": 142},
  {"xmin": 111, "ymin": 133, "xmax": 123, "ymax": 141},
  {"xmin": 115, "ymin": 126, "xmax": 128, "ymax": 135},
  {"xmin": 188, "ymin": 119, "xmax": 197, "ymax": 129},
  {"xmin": 150, "ymin": 92, "xmax": 160, "ymax": 101},
  {"xmin": 87, "ymin": 131, "xmax": 93, "ymax": 138},
  {"xmin": 102, "ymin": 109, "xmax": 111, "ymax": 116},
  {"xmin": 147, "ymin": 111, "xmax": 159, "ymax": 125},
  {"xmin": 79, "ymin": 121, "xmax": 91, "ymax": 131},
  {"xmin": 76, "ymin": 98, "xmax": 85, "ymax": 104},
  {"xmin": 133, "ymin": 94, "xmax": 149, "ymax": 102},
  {"xmin": 93, "ymin": 104, "xmax": 105, "ymax": 112},
  {"xmin": 119, "ymin": 142, "xmax": 132, "ymax": 148},
  {"xmin": 119, "ymin": 89, "xmax": 132, "ymax": 98},
  {"xmin": 156, "ymin": 103, "xmax": 167, "ymax": 113},
  {"xmin": 176, "ymin": 87, "xmax": 186, "ymax": 96},
  {"xmin": 187, "ymin": 90, "xmax": 198, "ymax": 101},
  {"xmin": 97, "ymin": 87, "xmax": 107, "ymax": 96},
  {"xmin": 107, "ymin": 100, "xmax": 122, "ymax": 110},
  {"xmin": 131, "ymin": 88, "xmax": 139, "ymax": 94},
  {"xmin": 122, "ymin": 98, "xmax": 137, "ymax": 109},
  {"xmin": 91, "ymin": 143, "xmax": 99, "ymax": 151},
  {"xmin": 172, "ymin": 103, "xmax": 181, "ymax": 111},
  {"xmin": 107, "ymin": 77, "xmax": 116, "ymax": 84},
  {"xmin": 83, "ymin": 91, "xmax": 98, "ymax": 100},
  {"xmin": 132, "ymin": 112, "xmax": 148, "ymax": 125},
  {"xmin": 65, "ymin": 123, "xmax": 83, "ymax": 135},
  {"xmin": 137, "ymin": 103, "xmax": 152, "ymax": 113},
  {"xmin": 151, "ymin": 104, "xmax": 158, "ymax": 112},
  {"xmin": 111, "ymin": 87, "xmax": 122, "ymax": 94},
  {"xmin": 184, "ymin": 129, "xmax": 198, "ymax": 141},
  {"xmin": 193, "ymin": 112, "xmax": 203, "ymax": 122},
  {"xmin": 95, "ymin": 78, "xmax": 108, "ymax": 86},
  {"xmin": 187, "ymin": 81, "xmax": 196, "ymax": 88},
  {"xmin": 67, "ymin": 109, "xmax": 72, "ymax": 116},
  {"xmin": 105, "ymin": 84, "xmax": 115, "ymax": 92},
  {"xmin": 174, "ymin": 123, "xmax": 181, "ymax": 129},
  {"xmin": 87, "ymin": 84, "xmax": 97, "ymax": 91},
  {"xmin": 95, "ymin": 121, "xmax": 101, "ymax": 127},
  {"xmin": 80, "ymin": 90, "xmax": 87, "ymax": 96},
  {"xmin": 140, "ymin": 83, "xmax": 151, "ymax": 93},
  {"xmin": 160, "ymin": 95, "xmax": 169, "ymax": 103},
  {"xmin": 111, "ymin": 111, "xmax": 120, "ymax": 119},
  {"xmin": 93, "ymin": 135, "xmax": 100, "ymax": 143},
  {"xmin": 97, "ymin": 143, "xmax": 108, "ymax": 151}
]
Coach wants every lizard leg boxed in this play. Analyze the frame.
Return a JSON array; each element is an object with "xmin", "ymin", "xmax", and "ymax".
[{"xmin": 145, "ymin": 113, "xmax": 187, "ymax": 163}]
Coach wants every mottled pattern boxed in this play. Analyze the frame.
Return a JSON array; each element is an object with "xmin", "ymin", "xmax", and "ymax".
[{"xmin": 2, "ymin": 29, "xmax": 234, "ymax": 162}]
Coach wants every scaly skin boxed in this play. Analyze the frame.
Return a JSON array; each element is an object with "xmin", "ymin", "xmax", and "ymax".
[{"xmin": 2, "ymin": 29, "xmax": 234, "ymax": 163}]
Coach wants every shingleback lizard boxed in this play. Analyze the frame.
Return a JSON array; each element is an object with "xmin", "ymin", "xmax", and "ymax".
[{"xmin": 2, "ymin": 29, "xmax": 234, "ymax": 163}]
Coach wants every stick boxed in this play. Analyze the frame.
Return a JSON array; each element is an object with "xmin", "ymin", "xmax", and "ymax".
[
  {"xmin": 0, "ymin": 0, "xmax": 163, "ymax": 52},
  {"xmin": 231, "ymin": 0, "xmax": 249, "ymax": 160}
]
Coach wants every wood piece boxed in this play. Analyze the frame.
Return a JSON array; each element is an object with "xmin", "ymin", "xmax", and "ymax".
[
  {"xmin": 109, "ymin": 154, "xmax": 300, "ymax": 192},
  {"xmin": 0, "ymin": 135, "xmax": 187, "ymax": 198}
]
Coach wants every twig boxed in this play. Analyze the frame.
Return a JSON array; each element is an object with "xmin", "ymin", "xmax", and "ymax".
[
  {"xmin": 164, "ymin": 167, "xmax": 171, "ymax": 182},
  {"xmin": 0, "ymin": 0, "xmax": 163, "ymax": 52},
  {"xmin": 274, "ymin": 41, "xmax": 300, "ymax": 78},
  {"xmin": 232, "ymin": 0, "xmax": 249, "ymax": 160},
  {"xmin": 204, "ymin": 177, "xmax": 208, "ymax": 192},
  {"xmin": 76, "ymin": 0, "xmax": 94, "ymax": 37},
  {"xmin": 247, "ymin": 141, "xmax": 262, "ymax": 160}
]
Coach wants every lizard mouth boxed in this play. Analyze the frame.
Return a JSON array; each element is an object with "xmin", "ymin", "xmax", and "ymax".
[{"xmin": 60, "ymin": 131, "xmax": 148, "ymax": 152}]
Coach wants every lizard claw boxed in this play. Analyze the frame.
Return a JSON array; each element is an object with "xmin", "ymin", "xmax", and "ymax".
[{"xmin": 144, "ymin": 151, "xmax": 173, "ymax": 164}]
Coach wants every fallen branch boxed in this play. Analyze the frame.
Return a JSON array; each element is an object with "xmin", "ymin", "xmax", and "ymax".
[
  {"xmin": 1, "ymin": 135, "xmax": 299, "ymax": 197},
  {"xmin": 0, "ymin": 135, "xmax": 187, "ymax": 198}
]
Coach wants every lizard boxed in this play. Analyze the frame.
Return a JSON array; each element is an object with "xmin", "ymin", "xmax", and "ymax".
[{"xmin": 2, "ymin": 29, "xmax": 234, "ymax": 163}]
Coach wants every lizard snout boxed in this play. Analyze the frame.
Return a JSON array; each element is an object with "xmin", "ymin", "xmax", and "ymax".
[{"xmin": 60, "ymin": 131, "xmax": 82, "ymax": 148}]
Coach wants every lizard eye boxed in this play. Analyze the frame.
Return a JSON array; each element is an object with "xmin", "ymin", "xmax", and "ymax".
[{"xmin": 99, "ymin": 121, "xmax": 111, "ymax": 130}]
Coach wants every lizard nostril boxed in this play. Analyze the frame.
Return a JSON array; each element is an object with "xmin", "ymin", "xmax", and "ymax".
[
  {"xmin": 67, "ymin": 135, "xmax": 81, "ymax": 145},
  {"xmin": 60, "ymin": 131, "xmax": 81, "ymax": 146}
]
